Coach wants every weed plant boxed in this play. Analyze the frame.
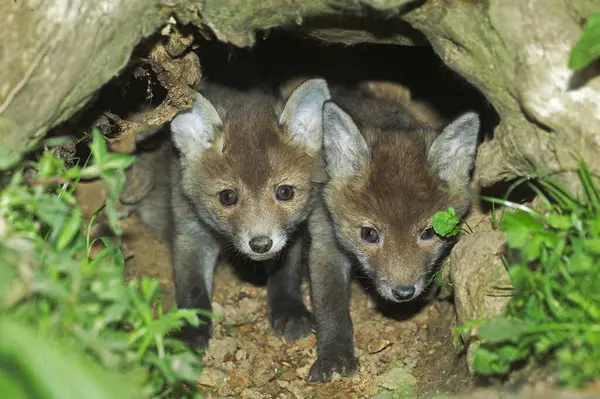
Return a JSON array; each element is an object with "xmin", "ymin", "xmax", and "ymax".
[
  {"xmin": 446, "ymin": 161, "xmax": 600, "ymax": 387},
  {"xmin": 0, "ymin": 131, "xmax": 203, "ymax": 398}
]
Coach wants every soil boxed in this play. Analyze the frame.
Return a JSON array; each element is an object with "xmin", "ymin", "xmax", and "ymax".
[{"xmin": 76, "ymin": 179, "xmax": 473, "ymax": 399}]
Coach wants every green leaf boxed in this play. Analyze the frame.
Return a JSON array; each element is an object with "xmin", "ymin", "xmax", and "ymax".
[
  {"xmin": 56, "ymin": 209, "xmax": 83, "ymax": 251},
  {"xmin": 524, "ymin": 234, "xmax": 544, "ymax": 262},
  {"xmin": 36, "ymin": 197, "xmax": 70, "ymax": 230},
  {"xmin": 89, "ymin": 129, "xmax": 109, "ymax": 165},
  {"xmin": 432, "ymin": 207, "xmax": 461, "ymax": 237},
  {"xmin": 472, "ymin": 346, "xmax": 511, "ymax": 375},
  {"xmin": 0, "ymin": 317, "xmax": 142, "ymax": 399},
  {"xmin": 477, "ymin": 318, "xmax": 527, "ymax": 343},
  {"xmin": 497, "ymin": 345, "xmax": 525, "ymax": 363},
  {"xmin": 37, "ymin": 151, "xmax": 62, "ymax": 178},
  {"xmin": 583, "ymin": 238, "xmax": 600, "ymax": 254},
  {"xmin": 501, "ymin": 210, "xmax": 544, "ymax": 249},
  {"xmin": 0, "ymin": 133, "xmax": 203, "ymax": 398},
  {"xmin": 569, "ymin": 12, "xmax": 600, "ymax": 71},
  {"xmin": 546, "ymin": 214, "xmax": 572, "ymax": 230},
  {"xmin": 103, "ymin": 153, "xmax": 135, "ymax": 171},
  {"xmin": 568, "ymin": 252, "xmax": 594, "ymax": 273}
]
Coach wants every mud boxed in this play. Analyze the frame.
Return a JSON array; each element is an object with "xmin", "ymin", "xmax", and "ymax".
[{"xmin": 76, "ymin": 179, "xmax": 472, "ymax": 399}]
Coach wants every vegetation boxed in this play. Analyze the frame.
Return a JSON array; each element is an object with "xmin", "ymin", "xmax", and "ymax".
[
  {"xmin": 0, "ymin": 131, "xmax": 203, "ymax": 399},
  {"xmin": 458, "ymin": 161, "xmax": 600, "ymax": 388},
  {"xmin": 569, "ymin": 11, "xmax": 600, "ymax": 71},
  {"xmin": 432, "ymin": 206, "xmax": 472, "ymax": 238}
]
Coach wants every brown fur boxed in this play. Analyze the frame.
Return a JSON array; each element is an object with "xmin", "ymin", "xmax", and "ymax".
[
  {"xmin": 324, "ymin": 88, "xmax": 472, "ymax": 291},
  {"xmin": 308, "ymin": 84, "xmax": 479, "ymax": 382}
]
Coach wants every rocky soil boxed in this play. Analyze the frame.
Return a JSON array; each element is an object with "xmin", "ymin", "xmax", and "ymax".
[
  {"xmin": 77, "ymin": 179, "xmax": 473, "ymax": 399},
  {"xmin": 76, "ymin": 167, "xmax": 600, "ymax": 399}
]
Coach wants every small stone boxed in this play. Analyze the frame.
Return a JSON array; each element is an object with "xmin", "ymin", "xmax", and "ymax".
[
  {"xmin": 286, "ymin": 380, "xmax": 307, "ymax": 399},
  {"xmin": 418, "ymin": 326, "xmax": 428, "ymax": 341},
  {"xmin": 198, "ymin": 367, "xmax": 226, "ymax": 388},
  {"xmin": 277, "ymin": 380, "xmax": 290, "ymax": 388},
  {"xmin": 403, "ymin": 356, "xmax": 417, "ymax": 369},
  {"xmin": 251, "ymin": 354, "xmax": 277, "ymax": 387},
  {"xmin": 239, "ymin": 324, "xmax": 254, "ymax": 333},
  {"xmin": 239, "ymin": 286, "xmax": 259, "ymax": 298},
  {"xmin": 221, "ymin": 360, "xmax": 236, "ymax": 372},
  {"xmin": 222, "ymin": 298, "xmax": 261, "ymax": 324},
  {"xmin": 238, "ymin": 359, "xmax": 251, "ymax": 372},
  {"xmin": 295, "ymin": 364, "xmax": 310, "ymax": 380},
  {"xmin": 241, "ymin": 389, "xmax": 265, "ymax": 399},
  {"xmin": 376, "ymin": 363, "xmax": 417, "ymax": 395},
  {"xmin": 217, "ymin": 384, "xmax": 235, "ymax": 397},
  {"xmin": 235, "ymin": 349, "xmax": 247, "ymax": 361},
  {"xmin": 279, "ymin": 371, "xmax": 297, "ymax": 381},
  {"xmin": 203, "ymin": 336, "xmax": 238, "ymax": 364},
  {"xmin": 212, "ymin": 302, "xmax": 225, "ymax": 315},
  {"xmin": 226, "ymin": 370, "xmax": 250, "ymax": 394},
  {"xmin": 267, "ymin": 335, "xmax": 283, "ymax": 349}
]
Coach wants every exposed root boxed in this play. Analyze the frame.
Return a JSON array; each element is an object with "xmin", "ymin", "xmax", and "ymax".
[{"xmin": 108, "ymin": 28, "xmax": 202, "ymax": 154}]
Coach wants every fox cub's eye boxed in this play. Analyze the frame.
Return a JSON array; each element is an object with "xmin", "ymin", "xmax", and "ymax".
[
  {"xmin": 360, "ymin": 227, "xmax": 380, "ymax": 244},
  {"xmin": 218, "ymin": 189, "xmax": 238, "ymax": 206},
  {"xmin": 275, "ymin": 185, "xmax": 295, "ymax": 201},
  {"xmin": 420, "ymin": 227, "xmax": 436, "ymax": 241}
]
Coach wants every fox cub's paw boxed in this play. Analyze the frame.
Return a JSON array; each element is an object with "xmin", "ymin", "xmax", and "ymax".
[
  {"xmin": 270, "ymin": 304, "xmax": 315, "ymax": 341},
  {"xmin": 308, "ymin": 352, "xmax": 359, "ymax": 382},
  {"xmin": 172, "ymin": 322, "xmax": 211, "ymax": 351}
]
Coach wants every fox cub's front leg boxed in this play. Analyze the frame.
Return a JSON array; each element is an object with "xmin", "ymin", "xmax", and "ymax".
[{"xmin": 267, "ymin": 235, "xmax": 314, "ymax": 341}]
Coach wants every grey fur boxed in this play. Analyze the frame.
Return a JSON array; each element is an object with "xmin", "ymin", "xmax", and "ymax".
[
  {"xmin": 427, "ymin": 111, "xmax": 480, "ymax": 189},
  {"xmin": 279, "ymin": 78, "xmax": 331, "ymax": 153},
  {"xmin": 131, "ymin": 79, "xmax": 330, "ymax": 349},
  {"xmin": 171, "ymin": 93, "xmax": 223, "ymax": 154},
  {"xmin": 322, "ymin": 101, "xmax": 370, "ymax": 179}
]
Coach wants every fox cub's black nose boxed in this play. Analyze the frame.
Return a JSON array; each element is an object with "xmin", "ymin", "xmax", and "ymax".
[
  {"xmin": 392, "ymin": 285, "xmax": 415, "ymax": 301},
  {"xmin": 249, "ymin": 236, "xmax": 273, "ymax": 254}
]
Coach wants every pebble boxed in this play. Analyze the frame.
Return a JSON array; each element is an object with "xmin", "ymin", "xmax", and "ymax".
[
  {"xmin": 251, "ymin": 354, "xmax": 277, "ymax": 387},
  {"xmin": 198, "ymin": 367, "xmax": 226, "ymax": 388},
  {"xmin": 241, "ymin": 389, "xmax": 265, "ymax": 399}
]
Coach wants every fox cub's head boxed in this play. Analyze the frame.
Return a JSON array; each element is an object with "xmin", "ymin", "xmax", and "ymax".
[
  {"xmin": 322, "ymin": 100, "xmax": 480, "ymax": 302},
  {"xmin": 170, "ymin": 79, "xmax": 330, "ymax": 261}
]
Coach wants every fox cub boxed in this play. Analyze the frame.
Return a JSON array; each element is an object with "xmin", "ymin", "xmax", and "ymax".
[
  {"xmin": 308, "ymin": 86, "xmax": 480, "ymax": 381},
  {"xmin": 132, "ymin": 79, "xmax": 331, "ymax": 349}
]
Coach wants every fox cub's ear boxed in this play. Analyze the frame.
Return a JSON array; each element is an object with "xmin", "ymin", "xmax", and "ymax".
[
  {"xmin": 427, "ymin": 111, "xmax": 480, "ymax": 189},
  {"xmin": 171, "ymin": 92, "xmax": 223, "ymax": 156},
  {"xmin": 322, "ymin": 101, "xmax": 370, "ymax": 180},
  {"xmin": 279, "ymin": 78, "xmax": 331, "ymax": 153}
]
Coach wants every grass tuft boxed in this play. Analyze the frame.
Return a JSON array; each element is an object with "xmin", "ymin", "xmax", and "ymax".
[
  {"xmin": 0, "ymin": 130, "xmax": 203, "ymax": 398},
  {"xmin": 460, "ymin": 159, "xmax": 600, "ymax": 387}
]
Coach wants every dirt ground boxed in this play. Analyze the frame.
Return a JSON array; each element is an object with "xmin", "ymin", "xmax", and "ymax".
[{"xmin": 77, "ymin": 180, "xmax": 472, "ymax": 399}]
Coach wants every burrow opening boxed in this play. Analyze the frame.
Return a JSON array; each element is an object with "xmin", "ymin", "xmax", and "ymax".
[{"xmin": 60, "ymin": 27, "xmax": 526, "ymax": 398}]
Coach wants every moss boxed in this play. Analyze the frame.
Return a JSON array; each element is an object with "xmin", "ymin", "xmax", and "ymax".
[{"xmin": 196, "ymin": 0, "xmax": 332, "ymax": 47}]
